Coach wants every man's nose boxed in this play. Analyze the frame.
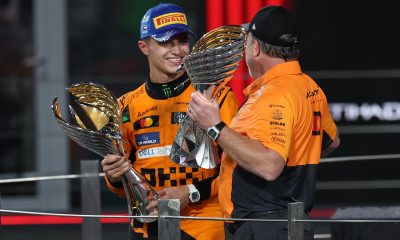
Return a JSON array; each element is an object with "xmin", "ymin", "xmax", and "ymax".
[{"xmin": 170, "ymin": 43, "xmax": 182, "ymax": 54}]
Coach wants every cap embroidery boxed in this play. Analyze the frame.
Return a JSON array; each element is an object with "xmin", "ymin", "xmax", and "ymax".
[
  {"xmin": 142, "ymin": 15, "xmax": 149, "ymax": 23},
  {"xmin": 153, "ymin": 12, "xmax": 187, "ymax": 29}
]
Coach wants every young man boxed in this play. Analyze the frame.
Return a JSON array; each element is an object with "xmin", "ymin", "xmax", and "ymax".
[
  {"xmin": 187, "ymin": 6, "xmax": 340, "ymax": 240},
  {"xmin": 101, "ymin": 3, "xmax": 238, "ymax": 239}
]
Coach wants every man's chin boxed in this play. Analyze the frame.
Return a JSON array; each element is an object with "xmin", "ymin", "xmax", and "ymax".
[
  {"xmin": 167, "ymin": 64, "xmax": 184, "ymax": 73},
  {"xmin": 176, "ymin": 66, "xmax": 185, "ymax": 73}
]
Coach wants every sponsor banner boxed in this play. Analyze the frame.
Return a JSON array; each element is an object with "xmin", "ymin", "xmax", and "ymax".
[
  {"xmin": 316, "ymin": 77, "xmax": 400, "ymax": 125},
  {"xmin": 137, "ymin": 145, "xmax": 172, "ymax": 159},
  {"xmin": 330, "ymin": 102, "xmax": 400, "ymax": 123}
]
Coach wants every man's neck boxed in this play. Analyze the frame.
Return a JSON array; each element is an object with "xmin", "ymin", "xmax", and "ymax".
[
  {"xmin": 255, "ymin": 57, "xmax": 293, "ymax": 79},
  {"xmin": 149, "ymin": 70, "xmax": 185, "ymax": 84},
  {"xmin": 145, "ymin": 72, "xmax": 190, "ymax": 99}
]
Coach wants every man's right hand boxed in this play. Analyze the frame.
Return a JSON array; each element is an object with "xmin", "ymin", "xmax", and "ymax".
[{"xmin": 101, "ymin": 154, "xmax": 131, "ymax": 183}]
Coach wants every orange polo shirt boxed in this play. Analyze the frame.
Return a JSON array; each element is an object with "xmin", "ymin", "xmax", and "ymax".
[{"xmin": 219, "ymin": 61, "xmax": 337, "ymax": 218}]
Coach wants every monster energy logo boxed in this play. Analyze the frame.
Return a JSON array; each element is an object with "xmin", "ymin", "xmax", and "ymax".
[{"xmin": 162, "ymin": 85, "xmax": 172, "ymax": 97}]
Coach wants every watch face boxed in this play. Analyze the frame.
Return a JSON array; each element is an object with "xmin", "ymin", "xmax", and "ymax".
[
  {"xmin": 190, "ymin": 192, "xmax": 200, "ymax": 202},
  {"xmin": 207, "ymin": 128, "xmax": 218, "ymax": 140}
]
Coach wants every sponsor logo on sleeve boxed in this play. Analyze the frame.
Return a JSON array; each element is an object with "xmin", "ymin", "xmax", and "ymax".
[
  {"xmin": 272, "ymin": 109, "xmax": 284, "ymax": 120},
  {"xmin": 270, "ymin": 121, "xmax": 285, "ymax": 126},
  {"xmin": 271, "ymin": 132, "xmax": 286, "ymax": 137},
  {"xmin": 306, "ymin": 88, "xmax": 319, "ymax": 99},
  {"xmin": 137, "ymin": 145, "xmax": 172, "ymax": 159},
  {"xmin": 312, "ymin": 111, "xmax": 321, "ymax": 135},
  {"xmin": 133, "ymin": 88, "xmax": 144, "ymax": 98},
  {"xmin": 271, "ymin": 136, "xmax": 286, "ymax": 146},
  {"xmin": 135, "ymin": 132, "xmax": 160, "ymax": 146},
  {"xmin": 269, "ymin": 104, "xmax": 285, "ymax": 108},
  {"xmin": 134, "ymin": 115, "xmax": 159, "ymax": 130},
  {"xmin": 119, "ymin": 96, "xmax": 126, "ymax": 106}
]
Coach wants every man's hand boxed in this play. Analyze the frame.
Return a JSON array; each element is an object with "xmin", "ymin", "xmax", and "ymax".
[
  {"xmin": 146, "ymin": 185, "xmax": 190, "ymax": 211},
  {"xmin": 101, "ymin": 154, "xmax": 131, "ymax": 183},
  {"xmin": 187, "ymin": 91, "xmax": 221, "ymax": 130}
]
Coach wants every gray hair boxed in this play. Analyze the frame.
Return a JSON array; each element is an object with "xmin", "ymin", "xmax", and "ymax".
[{"xmin": 248, "ymin": 32, "xmax": 299, "ymax": 60}]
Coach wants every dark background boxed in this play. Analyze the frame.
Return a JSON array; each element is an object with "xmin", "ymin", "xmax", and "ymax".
[{"xmin": 0, "ymin": 0, "xmax": 399, "ymax": 239}]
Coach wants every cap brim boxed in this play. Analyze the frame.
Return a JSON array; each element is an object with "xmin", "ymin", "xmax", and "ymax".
[
  {"xmin": 152, "ymin": 28, "xmax": 195, "ymax": 42},
  {"xmin": 241, "ymin": 23, "xmax": 250, "ymax": 32}
]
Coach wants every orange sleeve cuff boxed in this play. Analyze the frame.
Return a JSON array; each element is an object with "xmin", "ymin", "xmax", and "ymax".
[{"xmin": 104, "ymin": 176, "xmax": 126, "ymax": 198}]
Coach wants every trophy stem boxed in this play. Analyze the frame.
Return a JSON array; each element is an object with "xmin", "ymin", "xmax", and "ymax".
[
  {"xmin": 122, "ymin": 168, "xmax": 158, "ymax": 223},
  {"xmin": 194, "ymin": 131, "xmax": 219, "ymax": 168},
  {"xmin": 170, "ymin": 118, "xmax": 220, "ymax": 168}
]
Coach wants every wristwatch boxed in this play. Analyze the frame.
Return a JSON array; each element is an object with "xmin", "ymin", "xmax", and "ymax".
[
  {"xmin": 187, "ymin": 184, "xmax": 200, "ymax": 203},
  {"xmin": 207, "ymin": 121, "xmax": 226, "ymax": 141}
]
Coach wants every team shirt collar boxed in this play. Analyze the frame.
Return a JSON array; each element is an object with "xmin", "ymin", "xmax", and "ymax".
[
  {"xmin": 145, "ymin": 73, "xmax": 191, "ymax": 99},
  {"xmin": 243, "ymin": 61, "xmax": 302, "ymax": 96}
]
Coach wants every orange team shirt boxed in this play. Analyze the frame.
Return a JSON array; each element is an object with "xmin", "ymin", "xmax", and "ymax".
[
  {"xmin": 219, "ymin": 61, "xmax": 337, "ymax": 218},
  {"xmin": 105, "ymin": 81, "xmax": 238, "ymax": 218}
]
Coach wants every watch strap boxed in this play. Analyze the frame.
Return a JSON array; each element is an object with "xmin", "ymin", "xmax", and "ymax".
[
  {"xmin": 207, "ymin": 121, "xmax": 226, "ymax": 141},
  {"xmin": 214, "ymin": 121, "xmax": 226, "ymax": 131}
]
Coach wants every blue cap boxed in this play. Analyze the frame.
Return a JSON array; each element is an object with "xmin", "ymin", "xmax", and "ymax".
[{"xmin": 140, "ymin": 3, "xmax": 194, "ymax": 42}]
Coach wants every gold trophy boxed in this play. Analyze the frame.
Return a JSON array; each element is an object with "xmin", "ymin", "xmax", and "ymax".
[
  {"xmin": 170, "ymin": 25, "xmax": 246, "ymax": 168},
  {"xmin": 52, "ymin": 83, "xmax": 158, "ymax": 223}
]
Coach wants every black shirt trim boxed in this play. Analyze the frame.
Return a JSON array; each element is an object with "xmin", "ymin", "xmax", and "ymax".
[{"xmin": 145, "ymin": 73, "xmax": 191, "ymax": 99}]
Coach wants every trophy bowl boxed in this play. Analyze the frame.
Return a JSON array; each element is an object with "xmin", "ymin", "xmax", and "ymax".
[
  {"xmin": 52, "ymin": 82, "xmax": 158, "ymax": 223},
  {"xmin": 170, "ymin": 25, "xmax": 246, "ymax": 168}
]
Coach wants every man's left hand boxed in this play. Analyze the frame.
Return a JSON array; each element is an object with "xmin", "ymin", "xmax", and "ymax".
[
  {"xmin": 187, "ymin": 91, "xmax": 221, "ymax": 130},
  {"xmin": 146, "ymin": 185, "xmax": 190, "ymax": 211}
]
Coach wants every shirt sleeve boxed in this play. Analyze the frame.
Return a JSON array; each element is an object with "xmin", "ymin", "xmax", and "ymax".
[
  {"xmin": 105, "ymin": 175, "xmax": 125, "ymax": 197},
  {"xmin": 250, "ymin": 93, "xmax": 293, "ymax": 162},
  {"xmin": 321, "ymin": 91, "xmax": 337, "ymax": 149}
]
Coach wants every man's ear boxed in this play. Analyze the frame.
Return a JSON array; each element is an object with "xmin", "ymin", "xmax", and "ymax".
[
  {"xmin": 138, "ymin": 40, "xmax": 149, "ymax": 55},
  {"xmin": 253, "ymin": 39, "xmax": 261, "ymax": 57}
]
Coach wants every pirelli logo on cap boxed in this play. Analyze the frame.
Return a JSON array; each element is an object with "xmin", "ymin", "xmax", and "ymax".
[{"xmin": 153, "ymin": 12, "xmax": 187, "ymax": 29}]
